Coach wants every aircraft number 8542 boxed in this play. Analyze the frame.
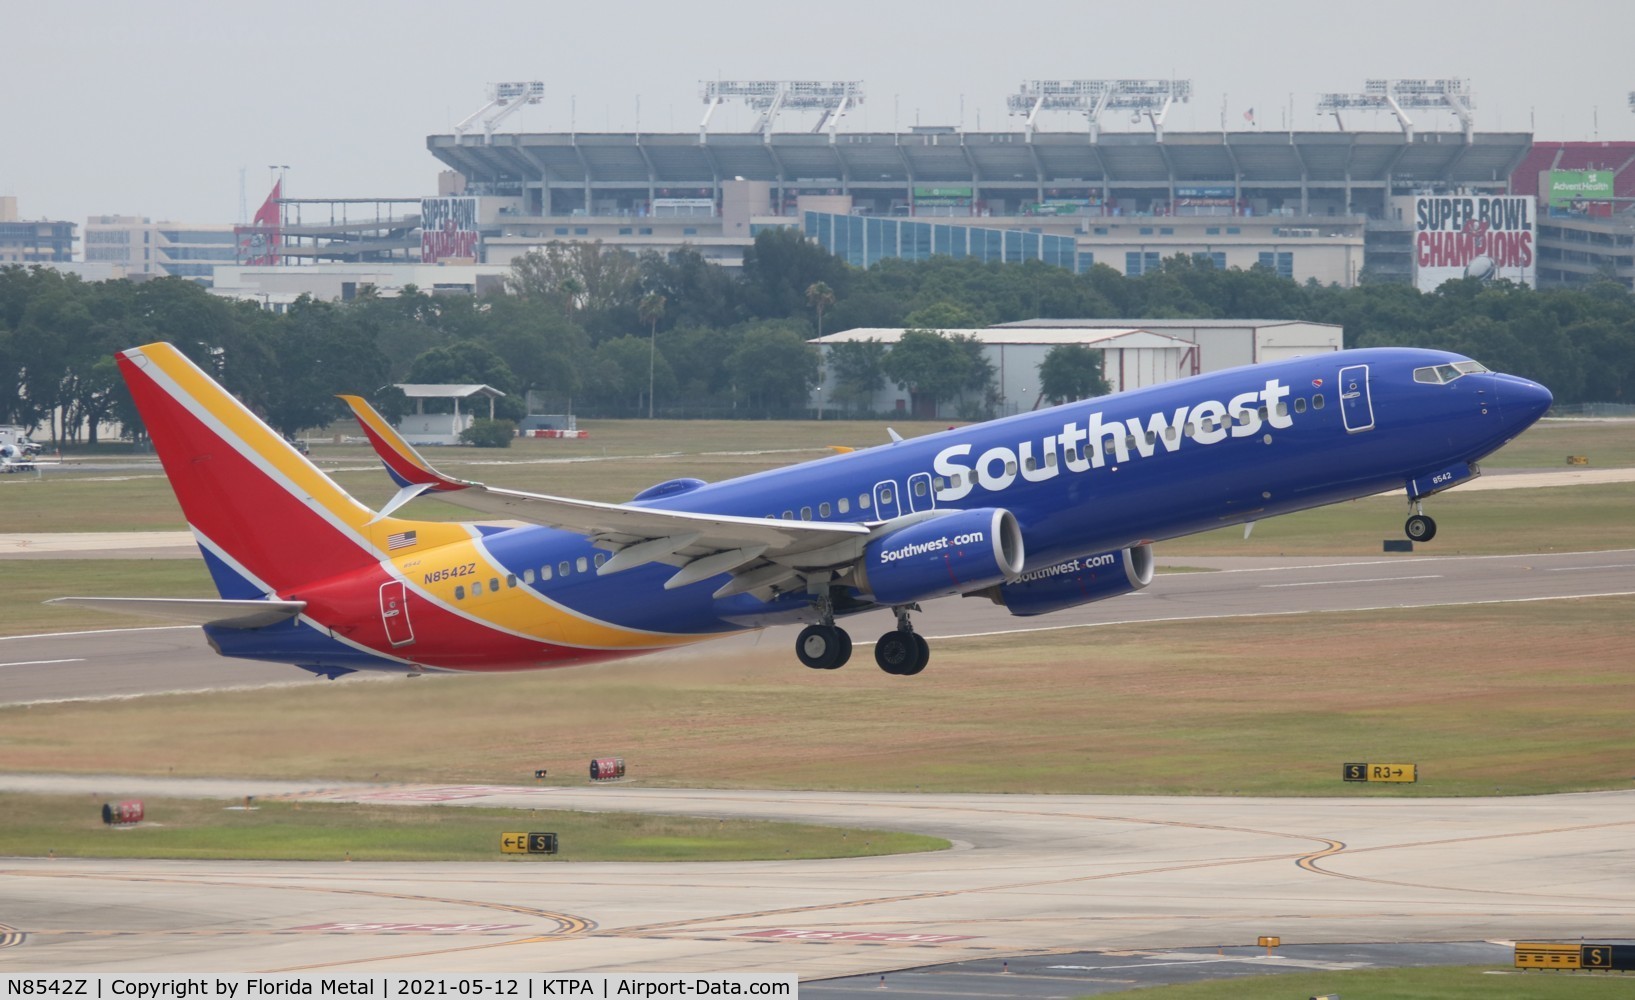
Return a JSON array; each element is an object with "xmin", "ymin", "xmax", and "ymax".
[{"xmin": 423, "ymin": 563, "xmax": 477, "ymax": 584}]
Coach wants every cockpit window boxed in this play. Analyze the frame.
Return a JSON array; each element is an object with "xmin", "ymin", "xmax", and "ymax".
[{"xmin": 1413, "ymin": 360, "xmax": 1491, "ymax": 385}]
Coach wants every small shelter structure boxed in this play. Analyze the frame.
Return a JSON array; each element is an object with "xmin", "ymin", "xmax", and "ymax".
[{"xmin": 394, "ymin": 383, "xmax": 506, "ymax": 445}]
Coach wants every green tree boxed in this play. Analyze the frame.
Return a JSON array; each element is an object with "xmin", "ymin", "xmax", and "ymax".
[
  {"xmin": 725, "ymin": 323, "xmax": 820, "ymax": 418},
  {"xmin": 882, "ymin": 329, "xmax": 995, "ymax": 417},
  {"xmin": 741, "ymin": 227, "xmax": 850, "ymax": 319},
  {"xmin": 806, "ymin": 280, "xmax": 836, "ymax": 337},
  {"xmin": 827, "ymin": 339, "xmax": 888, "ymax": 414},
  {"xmin": 1038, "ymin": 344, "xmax": 1111, "ymax": 405}
]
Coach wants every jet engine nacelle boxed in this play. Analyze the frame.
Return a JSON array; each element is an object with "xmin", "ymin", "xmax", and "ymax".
[
  {"xmin": 854, "ymin": 507, "xmax": 1025, "ymax": 607},
  {"xmin": 975, "ymin": 544, "xmax": 1154, "ymax": 616}
]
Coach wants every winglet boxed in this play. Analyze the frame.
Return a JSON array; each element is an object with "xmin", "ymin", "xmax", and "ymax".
[{"xmin": 338, "ymin": 394, "xmax": 472, "ymax": 494}]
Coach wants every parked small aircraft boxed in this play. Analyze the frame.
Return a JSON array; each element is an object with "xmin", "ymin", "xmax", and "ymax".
[{"xmin": 54, "ymin": 342, "xmax": 1551, "ymax": 678}]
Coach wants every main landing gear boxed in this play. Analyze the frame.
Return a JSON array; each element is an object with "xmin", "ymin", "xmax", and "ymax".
[
  {"xmin": 873, "ymin": 605, "xmax": 930, "ymax": 677},
  {"xmin": 794, "ymin": 599, "xmax": 930, "ymax": 676},
  {"xmin": 1404, "ymin": 499, "xmax": 1438, "ymax": 542}
]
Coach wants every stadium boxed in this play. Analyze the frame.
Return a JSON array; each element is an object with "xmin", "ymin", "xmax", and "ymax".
[{"xmin": 405, "ymin": 78, "xmax": 1634, "ymax": 291}]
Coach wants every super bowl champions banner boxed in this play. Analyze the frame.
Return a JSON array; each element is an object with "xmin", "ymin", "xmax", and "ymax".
[{"xmin": 1413, "ymin": 195, "xmax": 1535, "ymax": 291}]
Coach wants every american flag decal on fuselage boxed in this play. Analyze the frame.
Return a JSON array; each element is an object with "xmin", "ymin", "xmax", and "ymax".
[{"xmin": 387, "ymin": 530, "xmax": 418, "ymax": 550}]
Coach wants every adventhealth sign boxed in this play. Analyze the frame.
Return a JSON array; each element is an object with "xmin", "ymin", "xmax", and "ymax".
[{"xmin": 1545, "ymin": 169, "xmax": 1615, "ymax": 207}]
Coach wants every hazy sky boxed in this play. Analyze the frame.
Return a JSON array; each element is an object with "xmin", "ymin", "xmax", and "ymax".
[{"xmin": 3, "ymin": 0, "xmax": 1631, "ymax": 226}]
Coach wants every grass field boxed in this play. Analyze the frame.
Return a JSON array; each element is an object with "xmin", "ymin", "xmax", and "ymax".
[
  {"xmin": 5, "ymin": 597, "xmax": 1630, "ymax": 797},
  {"xmin": 0, "ymin": 793, "xmax": 945, "ymax": 862},
  {"xmin": 1092, "ymin": 966, "xmax": 1635, "ymax": 1000}
]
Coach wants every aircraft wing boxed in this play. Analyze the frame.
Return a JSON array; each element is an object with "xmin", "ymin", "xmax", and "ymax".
[
  {"xmin": 340, "ymin": 396, "xmax": 872, "ymax": 595},
  {"xmin": 47, "ymin": 597, "xmax": 307, "ymax": 630}
]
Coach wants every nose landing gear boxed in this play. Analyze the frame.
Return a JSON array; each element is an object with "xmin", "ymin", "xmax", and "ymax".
[{"xmin": 1404, "ymin": 500, "xmax": 1438, "ymax": 542}]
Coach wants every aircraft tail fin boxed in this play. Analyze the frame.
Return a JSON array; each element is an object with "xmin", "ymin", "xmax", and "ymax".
[{"xmin": 118, "ymin": 343, "xmax": 465, "ymax": 599}]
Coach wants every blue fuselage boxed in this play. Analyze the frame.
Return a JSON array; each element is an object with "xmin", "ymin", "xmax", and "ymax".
[{"xmin": 471, "ymin": 347, "xmax": 1551, "ymax": 636}]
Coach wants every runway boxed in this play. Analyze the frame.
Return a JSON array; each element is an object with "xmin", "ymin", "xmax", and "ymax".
[
  {"xmin": 0, "ymin": 777, "xmax": 1632, "ymax": 978},
  {"xmin": 2, "ymin": 540, "xmax": 1632, "ymax": 983},
  {"xmin": 4, "ymin": 548, "xmax": 1633, "ymax": 705}
]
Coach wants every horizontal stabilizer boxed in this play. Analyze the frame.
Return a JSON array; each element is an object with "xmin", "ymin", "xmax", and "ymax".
[{"xmin": 47, "ymin": 597, "xmax": 307, "ymax": 630}]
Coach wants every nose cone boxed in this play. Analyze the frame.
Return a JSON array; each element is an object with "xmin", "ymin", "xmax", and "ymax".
[{"xmin": 1502, "ymin": 375, "xmax": 1553, "ymax": 431}]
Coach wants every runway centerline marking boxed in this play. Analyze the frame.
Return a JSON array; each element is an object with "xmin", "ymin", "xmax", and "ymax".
[{"xmin": 0, "ymin": 658, "xmax": 85, "ymax": 668}]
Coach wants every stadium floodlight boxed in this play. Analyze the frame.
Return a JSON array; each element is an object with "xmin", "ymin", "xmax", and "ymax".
[
  {"xmin": 1318, "ymin": 78, "xmax": 1474, "ymax": 140},
  {"xmin": 1006, "ymin": 79, "xmax": 1191, "ymax": 140},
  {"xmin": 454, "ymin": 81, "xmax": 545, "ymax": 141},
  {"xmin": 699, "ymin": 80, "xmax": 865, "ymax": 140}
]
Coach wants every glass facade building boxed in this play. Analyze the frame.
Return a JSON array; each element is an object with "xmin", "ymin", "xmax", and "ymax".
[{"xmin": 804, "ymin": 212, "xmax": 1087, "ymax": 273}]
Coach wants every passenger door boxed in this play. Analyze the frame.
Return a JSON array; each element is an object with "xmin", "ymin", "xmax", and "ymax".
[
  {"xmin": 1338, "ymin": 364, "xmax": 1375, "ymax": 433},
  {"xmin": 872, "ymin": 480, "xmax": 902, "ymax": 520}
]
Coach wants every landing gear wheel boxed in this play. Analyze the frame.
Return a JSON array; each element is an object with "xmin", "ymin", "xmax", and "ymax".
[
  {"xmin": 874, "ymin": 631, "xmax": 919, "ymax": 675},
  {"xmin": 900, "ymin": 633, "xmax": 930, "ymax": 676},
  {"xmin": 796, "ymin": 624, "xmax": 849, "ymax": 670},
  {"xmin": 1405, "ymin": 514, "xmax": 1438, "ymax": 543}
]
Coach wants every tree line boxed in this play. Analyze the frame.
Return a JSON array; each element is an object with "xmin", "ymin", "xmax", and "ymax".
[{"xmin": 3, "ymin": 227, "xmax": 1634, "ymax": 444}]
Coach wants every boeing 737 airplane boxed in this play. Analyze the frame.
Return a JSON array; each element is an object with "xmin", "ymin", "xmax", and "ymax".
[{"xmin": 55, "ymin": 341, "xmax": 1551, "ymax": 678}]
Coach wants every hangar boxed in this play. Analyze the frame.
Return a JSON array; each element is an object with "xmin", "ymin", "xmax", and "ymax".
[{"xmin": 808, "ymin": 319, "xmax": 1338, "ymax": 419}]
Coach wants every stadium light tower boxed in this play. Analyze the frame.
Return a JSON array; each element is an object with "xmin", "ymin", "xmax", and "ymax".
[
  {"xmin": 1006, "ymin": 79, "xmax": 1191, "ymax": 141},
  {"xmin": 453, "ymin": 81, "xmax": 545, "ymax": 141},
  {"xmin": 699, "ymin": 80, "xmax": 865, "ymax": 142},
  {"xmin": 1317, "ymin": 79, "xmax": 1475, "ymax": 141}
]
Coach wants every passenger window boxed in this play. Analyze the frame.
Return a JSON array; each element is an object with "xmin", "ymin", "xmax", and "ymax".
[
  {"xmin": 800, "ymin": 506, "xmax": 813, "ymax": 520},
  {"xmin": 489, "ymin": 577, "xmax": 499, "ymax": 592},
  {"xmin": 880, "ymin": 488, "xmax": 893, "ymax": 504},
  {"xmin": 576, "ymin": 557, "xmax": 588, "ymax": 573},
  {"xmin": 1005, "ymin": 461, "xmax": 1017, "ymax": 476},
  {"xmin": 1277, "ymin": 402, "xmax": 1288, "ymax": 417},
  {"xmin": 1145, "ymin": 431, "xmax": 1157, "ymax": 445},
  {"xmin": 540, "ymin": 564, "xmax": 552, "ymax": 581},
  {"xmin": 454, "ymin": 585, "xmax": 466, "ymax": 600},
  {"xmin": 523, "ymin": 568, "xmax": 535, "ymax": 584},
  {"xmin": 1045, "ymin": 451, "xmax": 1057, "ymax": 467},
  {"xmin": 506, "ymin": 574, "xmax": 517, "ymax": 588},
  {"xmin": 914, "ymin": 479, "xmax": 927, "ymax": 496},
  {"xmin": 472, "ymin": 580, "xmax": 483, "ymax": 596},
  {"xmin": 559, "ymin": 561, "xmax": 570, "ymax": 576},
  {"xmin": 838, "ymin": 497, "xmax": 850, "ymax": 513},
  {"xmin": 819, "ymin": 501, "xmax": 831, "ymax": 517},
  {"xmin": 859, "ymin": 494, "xmax": 871, "ymax": 509},
  {"xmin": 594, "ymin": 552, "xmax": 606, "ymax": 567},
  {"xmin": 1023, "ymin": 456, "xmax": 1036, "ymax": 472},
  {"xmin": 1294, "ymin": 398, "xmax": 1307, "ymax": 414},
  {"xmin": 1313, "ymin": 394, "xmax": 1325, "ymax": 409},
  {"xmin": 782, "ymin": 510, "xmax": 794, "ymax": 520}
]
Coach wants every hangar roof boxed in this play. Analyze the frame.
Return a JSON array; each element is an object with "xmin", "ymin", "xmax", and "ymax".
[{"xmin": 813, "ymin": 327, "xmax": 1194, "ymax": 348}]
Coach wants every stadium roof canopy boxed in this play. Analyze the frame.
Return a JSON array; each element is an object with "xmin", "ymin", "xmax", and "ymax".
[{"xmin": 428, "ymin": 130, "xmax": 1533, "ymax": 189}]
